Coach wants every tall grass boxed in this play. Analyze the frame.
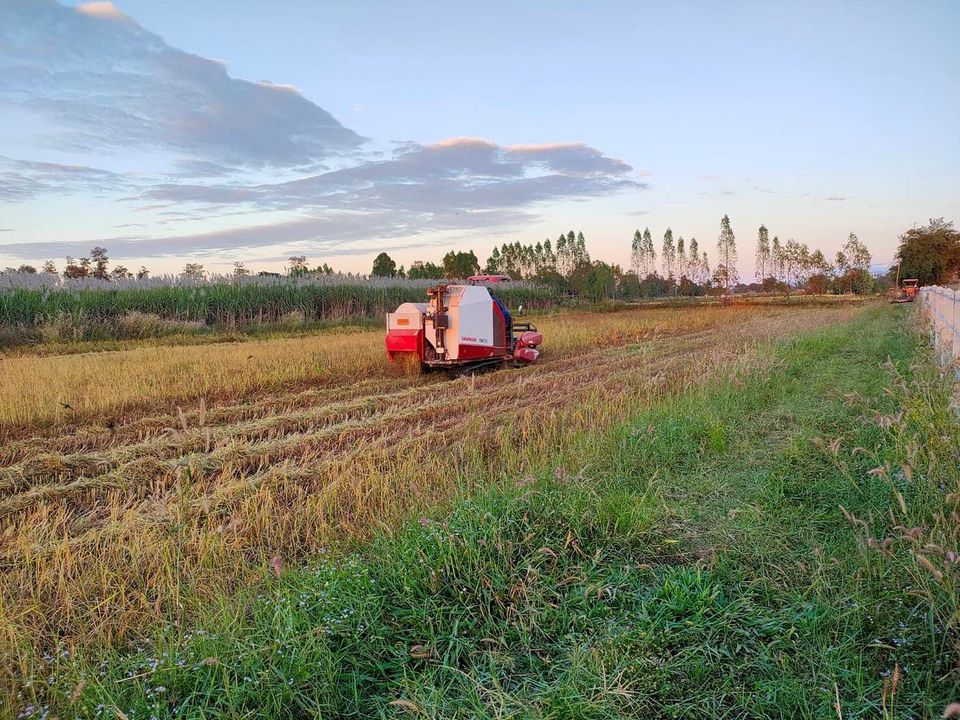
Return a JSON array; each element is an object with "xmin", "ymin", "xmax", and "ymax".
[{"xmin": 0, "ymin": 273, "xmax": 558, "ymax": 329}]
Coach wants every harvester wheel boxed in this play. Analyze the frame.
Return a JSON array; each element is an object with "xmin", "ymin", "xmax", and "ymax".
[{"xmin": 392, "ymin": 352, "xmax": 424, "ymax": 377}]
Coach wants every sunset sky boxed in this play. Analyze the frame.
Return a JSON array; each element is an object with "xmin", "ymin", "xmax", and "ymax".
[{"xmin": 1, "ymin": 0, "xmax": 958, "ymax": 277}]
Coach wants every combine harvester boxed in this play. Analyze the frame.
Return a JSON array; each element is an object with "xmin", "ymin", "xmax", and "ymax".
[{"xmin": 385, "ymin": 283, "xmax": 542, "ymax": 375}]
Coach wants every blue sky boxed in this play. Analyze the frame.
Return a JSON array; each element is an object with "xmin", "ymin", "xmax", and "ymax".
[{"xmin": 1, "ymin": 0, "xmax": 957, "ymax": 277}]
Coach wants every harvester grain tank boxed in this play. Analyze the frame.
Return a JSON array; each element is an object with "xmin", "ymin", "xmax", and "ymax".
[{"xmin": 385, "ymin": 283, "xmax": 542, "ymax": 373}]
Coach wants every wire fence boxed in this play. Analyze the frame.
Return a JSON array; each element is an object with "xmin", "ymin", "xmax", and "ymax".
[{"xmin": 919, "ymin": 286, "xmax": 959, "ymax": 372}]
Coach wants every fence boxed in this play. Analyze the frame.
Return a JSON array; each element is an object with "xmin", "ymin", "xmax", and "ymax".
[{"xmin": 919, "ymin": 286, "xmax": 959, "ymax": 370}]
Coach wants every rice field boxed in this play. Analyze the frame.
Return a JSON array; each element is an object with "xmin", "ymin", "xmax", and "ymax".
[{"xmin": 0, "ymin": 302, "xmax": 869, "ymax": 705}]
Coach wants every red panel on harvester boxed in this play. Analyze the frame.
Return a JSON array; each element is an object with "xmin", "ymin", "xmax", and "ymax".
[
  {"xmin": 385, "ymin": 329, "xmax": 422, "ymax": 355},
  {"xmin": 517, "ymin": 330, "xmax": 543, "ymax": 349},
  {"xmin": 513, "ymin": 347, "xmax": 539, "ymax": 363},
  {"xmin": 457, "ymin": 343, "xmax": 504, "ymax": 361}
]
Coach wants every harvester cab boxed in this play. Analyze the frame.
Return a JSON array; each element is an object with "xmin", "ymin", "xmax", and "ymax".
[{"xmin": 385, "ymin": 283, "xmax": 542, "ymax": 374}]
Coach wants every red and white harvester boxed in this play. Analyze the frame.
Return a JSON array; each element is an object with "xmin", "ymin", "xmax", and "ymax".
[{"xmin": 385, "ymin": 283, "xmax": 542, "ymax": 374}]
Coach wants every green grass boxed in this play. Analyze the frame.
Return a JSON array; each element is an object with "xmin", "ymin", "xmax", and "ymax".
[{"xmin": 22, "ymin": 306, "xmax": 960, "ymax": 718}]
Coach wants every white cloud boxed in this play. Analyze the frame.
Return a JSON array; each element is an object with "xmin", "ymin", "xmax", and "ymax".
[
  {"xmin": 0, "ymin": 0, "xmax": 363, "ymax": 168},
  {"xmin": 75, "ymin": 2, "xmax": 127, "ymax": 21}
]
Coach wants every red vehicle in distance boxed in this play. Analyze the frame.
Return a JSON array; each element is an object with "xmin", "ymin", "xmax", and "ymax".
[{"xmin": 467, "ymin": 274, "xmax": 513, "ymax": 283}]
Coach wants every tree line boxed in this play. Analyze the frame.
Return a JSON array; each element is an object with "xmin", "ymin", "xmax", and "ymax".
[
  {"xmin": 6, "ymin": 217, "xmax": 958, "ymax": 295},
  {"xmin": 371, "ymin": 215, "xmax": 879, "ymax": 300}
]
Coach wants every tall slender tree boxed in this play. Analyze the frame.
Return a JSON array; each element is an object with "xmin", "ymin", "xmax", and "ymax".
[
  {"xmin": 716, "ymin": 214, "xmax": 739, "ymax": 295},
  {"xmin": 641, "ymin": 228, "xmax": 656, "ymax": 276},
  {"xmin": 771, "ymin": 236, "xmax": 784, "ymax": 284},
  {"xmin": 661, "ymin": 227, "xmax": 676, "ymax": 281},
  {"xmin": 688, "ymin": 237, "xmax": 701, "ymax": 283},
  {"xmin": 630, "ymin": 229, "xmax": 643, "ymax": 277},
  {"xmin": 755, "ymin": 225, "xmax": 771, "ymax": 282}
]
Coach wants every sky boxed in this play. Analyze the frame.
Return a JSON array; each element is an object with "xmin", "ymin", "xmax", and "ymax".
[{"xmin": 1, "ymin": 0, "xmax": 958, "ymax": 279}]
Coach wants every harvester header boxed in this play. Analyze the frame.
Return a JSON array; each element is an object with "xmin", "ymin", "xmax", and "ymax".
[{"xmin": 385, "ymin": 283, "xmax": 542, "ymax": 373}]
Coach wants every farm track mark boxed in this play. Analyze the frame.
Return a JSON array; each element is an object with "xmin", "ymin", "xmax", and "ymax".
[
  {"xmin": 0, "ymin": 333, "xmax": 702, "ymax": 517},
  {"xmin": 0, "ymin": 322, "xmax": 707, "ymax": 464}
]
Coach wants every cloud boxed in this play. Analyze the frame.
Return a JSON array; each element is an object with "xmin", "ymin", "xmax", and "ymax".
[
  {"xmin": 0, "ymin": 156, "xmax": 128, "ymax": 201},
  {"xmin": 0, "ymin": 5, "xmax": 646, "ymax": 263},
  {"xmin": 824, "ymin": 195, "xmax": 849, "ymax": 201},
  {"xmin": 0, "ymin": 209, "xmax": 532, "ymax": 260},
  {"xmin": 0, "ymin": 0, "xmax": 363, "ymax": 169},
  {"xmin": 142, "ymin": 137, "xmax": 642, "ymax": 213},
  {"xmin": 3, "ymin": 135, "xmax": 642, "ymax": 259},
  {"xmin": 75, "ymin": 1, "xmax": 126, "ymax": 21}
]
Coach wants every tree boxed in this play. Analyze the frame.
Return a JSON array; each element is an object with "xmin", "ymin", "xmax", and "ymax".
[
  {"xmin": 182, "ymin": 263, "xmax": 206, "ymax": 278},
  {"xmin": 372, "ymin": 252, "xmax": 397, "ymax": 278},
  {"xmin": 688, "ymin": 237, "xmax": 701, "ymax": 284},
  {"xmin": 639, "ymin": 272, "xmax": 670, "ymax": 298},
  {"xmin": 843, "ymin": 232, "xmax": 871, "ymax": 271},
  {"xmin": 630, "ymin": 229, "xmax": 643, "ymax": 277},
  {"xmin": 90, "ymin": 246, "xmax": 110, "ymax": 280},
  {"xmin": 755, "ymin": 225, "xmax": 771, "ymax": 283},
  {"xmin": 233, "ymin": 261, "xmax": 250, "ymax": 277},
  {"xmin": 771, "ymin": 236, "xmax": 784, "ymax": 285},
  {"xmin": 111, "ymin": 265, "xmax": 132, "ymax": 279},
  {"xmin": 442, "ymin": 250, "xmax": 480, "ymax": 279},
  {"xmin": 619, "ymin": 271, "xmax": 642, "ymax": 299},
  {"xmin": 806, "ymin": 249, "xmax": 832, "ymax": 294},
  {"xmin": 641, "ymin": 228, "xmax": 656, "ymax": 277},
  {"xmin": 15, "ymin": 264, "xmax": 37, "ymax": 274},
  {"xmin": 41, "ymin": 260, "xmax": 57, "ymax": 275},
  {"xmin": 574, "ymin": 231, "xmax": 591, "ymax": 267},
  {"xmin": 895, "ymin": 218, "xmax": 960, "ymax": 285},
  {"xmin": 287, "ymin": 256, "xmax": 309, "ymax": 277},
  {"xmin": 136, "ymin": 266, "xmax": 150, "ymax": 280},
  {"xmin": 834, "ymin": 250, "xmax": 849, "ymax": 287},
  {"xmin": 716, "ymin": 214, "xmax": 739, "ymax": 295},
  {"xmin": 781, "ymin": 239, "xmax": 811, "ymax": 291},
  {"xmin": 583, "ymin": 261, "xmax": 617, "ymax": 301},
  {"xmin": 485, "ymin": 246, "xmax": 502, "ymax": 274},
  {"xmin": 661, "ymin": 227, "xmax": 676, "ymax": 281},
  {"xmin": 839, "ymin": 232, "xmax": 872, "ymax": 293},
  {"xmin": 555, "ymin": 233, "xmax": 571, "ymax": 276},
  {"xmin": 407, "ymin": 260, "xmax": 444, "ymax": 280},
  {"xmin": 676, "ymin": 236, "xmax": 687, "ymax": 282},
  {"xmin": 63, "ymin": 256, "xmax": 89, "ymax": 279}
]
